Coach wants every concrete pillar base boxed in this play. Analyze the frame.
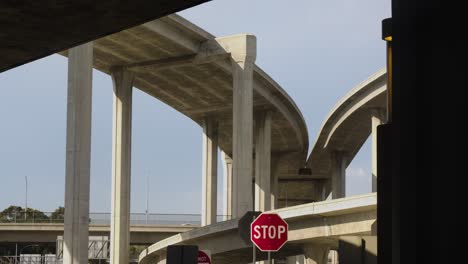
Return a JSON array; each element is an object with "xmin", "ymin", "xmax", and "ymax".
[
  {"xmin": 286, "ymin": 255, "xmax": 305, "ymax": 264},
  {"xmin": 304, "ymin": 244, "xmax": 330, "ymax": 264}
]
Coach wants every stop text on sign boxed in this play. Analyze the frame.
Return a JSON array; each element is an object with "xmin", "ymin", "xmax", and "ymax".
[
  {"xmin": 252, "ymin": 225, "xmax": 287, "ymax": 240},
  {"xmin": 250, "ymin": 213, "xmax": 288, "ymax": 252}
]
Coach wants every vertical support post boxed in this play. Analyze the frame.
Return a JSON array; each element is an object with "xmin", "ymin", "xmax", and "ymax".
[
  {"xmin": 331, "ymin": 151, "xmax": 347, "ymax": 199},
  {"xmin": 371, "ymin": 109, "xmax": 385, "ymax": 192},
  {"xmin": 254, "ymin": 111, "xmax": 272, "ymax": 212},
  {"xmin": 110, "ymin": 68, "xmax": 134, "ymax": 264},
  {"xmin": 201, "ymin": 118, "xmax": 218, "ymax": 226},
  {"xmin": 217, "ymin": 34, "xmax": 257, "ymax": 218},
  {"xmin": 303, "ymin": 244, "xmax": 330, "ymax": 264},
  {"xmin": 222, "ymin": 152, "xmax": 233, "ymax": 220},
  {"xmin": 287, "ymin": 255, "xmax": 305, "ymax": 264},
  {"xmin": 270, "ymin": 154, "xmax": 281, "ymax": 210},
  {"xmin": 63, "ymin": 42, "xmax": 93, "ymax": 264}
]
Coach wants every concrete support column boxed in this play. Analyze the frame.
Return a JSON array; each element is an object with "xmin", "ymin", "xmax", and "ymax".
[
  {"xmin": 222, "ymin": 152, "xmax": 233, "ymax": 220},
  {"xmin": 338, "ymin": 236, "xmax": 364, "ymax": 264},
  {"xmin": 110, "ymin": 69, "xmax": 134, "ymax": 264},
  {"xmin": 269, "ymin": 154, "xmax": 281, "ymax": 209},
  {"xmin": 321, "ymin": 180, "xmax": 332, "ymax": 201},
  {"xmin": 225, "ymin": 34, "xmax": 257, "ymax": 218},
  {"xmin": 331, "ymin": 151, "xmax": 347, "ymax": 199},
  {"xmin": 328, "ymin": 250, "xmax": 338, "ymax": 264},
  {"xmin": 156, "ymin": 252, "xmax": 167, "ymax": 264},
  {"xmin": 304, "ymin": 244, "xmax": 330, "ymax": 264},
  {"xmin": 63, "ymin": 42, "xmax": 93, "ymax": 264},
  {"xmin": 254, "ymin": 111, "xmax": 272, "ymax": 212},
  {"xmin": 201, "ymin": 118, "xmax": 218, "ymax": 226},
  {"xmin": 371, "ymin": 109, "xmax": 385, "ymax": 192},
  {"xmin": 286, "ymin": 255, "xmax": 305, "ymax": 264}
]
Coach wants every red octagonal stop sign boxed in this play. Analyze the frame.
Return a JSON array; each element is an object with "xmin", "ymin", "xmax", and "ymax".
[{"xmin": 250, "ymin": 213, "xmax": 288, "ymax": 251}]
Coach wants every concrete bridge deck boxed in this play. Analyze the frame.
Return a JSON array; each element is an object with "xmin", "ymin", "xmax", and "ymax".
[
  {"xmin": 139, "ymin": 193, "xmax": 376, "ymax": 264},
  {"xmin": 284, "ymin": 69, "xmax": 387, "ymax": 204},
  {"xmin": 0, "ymin": 224, "xmax": 195, "ymax": 245}
]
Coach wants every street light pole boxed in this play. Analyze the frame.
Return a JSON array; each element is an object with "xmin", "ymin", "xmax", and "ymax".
[
  {"xmin": 146, "ymin": 173, "xmax": 149, "ymax": 224},
  {"xmin": 25, "ymin": 176, "xmax": 28, "ymax": 221}
]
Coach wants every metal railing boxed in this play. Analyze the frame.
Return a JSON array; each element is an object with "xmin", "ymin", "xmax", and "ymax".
[
  {"xmin": 0, "ymin": 212, "xmax": 231, "ymax": 226},
  {"xmin": 0, "ymin": 255, "xmax": 61, "ymax": 264}
]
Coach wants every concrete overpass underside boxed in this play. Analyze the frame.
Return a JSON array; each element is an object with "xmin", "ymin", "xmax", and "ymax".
[
  {"xmin": 0, "ymin": 0, "xmax": 210, "ymax": 72},
  {"xmin": 58, "ymin": 14, "xmax": 309, "ymax": 172}
]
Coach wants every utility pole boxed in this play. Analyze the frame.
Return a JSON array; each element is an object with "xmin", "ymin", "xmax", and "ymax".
[
  {"xmin": 25, "ymin": 176, "xmax": 28, "ymax": 221},
  {"xmin": 146, "ymin": 171, "xmax": 149, "ymax": 224}
]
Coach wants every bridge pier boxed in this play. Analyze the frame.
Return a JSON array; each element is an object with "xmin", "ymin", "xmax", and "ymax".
[
  {"xmin": 201, "ymin": 118, "xmax": 218, "ymax": 226},
  {"xmin": 222, "ymin": 152, "xmax": 233, "ymax": 220},
  {"xmin": 217, "ymin": 34, "xmax": 257, "ymax": 218},
  {"xmin": 286, "ymin": 255, "xmax": 305, "ymax": 264},
  {"xmin": 303, "ymin": 244, "xmax": 330, "ymax": 264},
  {"xmin": 110, "ymin": 69, "xmax": 134, "ymax": 264},
  {"xmin": 63, "ymin": 42, "xmax": 93, "ymax": 264},
  {"xmin": 254, "ymin": 111, "xmax": 272, "ymax": 212},
  {"xmin": 269, "ymin": 153, "xmax": 283, "ymax": 210},
  {"xmin": 371, "ymin": 109, "xmax": 385, "ymax": 192},
  {"xmin": 331, "ymin": 152, "xmax": 347, "ymax": 199}
]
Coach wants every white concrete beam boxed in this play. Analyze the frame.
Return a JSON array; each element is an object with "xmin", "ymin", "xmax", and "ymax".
[
  {"xmin": 202, "ymin": 118, "xmax": 218, "ymax": 226},
  {"xmin": 122, "ymin": 52, "xmax": 230, "ymax": 70},
  {"xmin": 255, "ymin": 111, "xmax": 272, "ymax": 212},
  {"xmin": 222, "ymin": 152, "xmax": 233, "ymax": 220},
  {"xmin": 110, "ymin": 69, "xmax": 134, "ymax": 264},
  {"xmin": 142, "ymin": 19, "xmax": 199, "ymax": 53},
  {"xmin": 218, "ymin": 34, "xmax": 257, "ymax": 218},
  {"xmin": 63, "ymin": 42, "xmax": 93, "ymax": 264}
]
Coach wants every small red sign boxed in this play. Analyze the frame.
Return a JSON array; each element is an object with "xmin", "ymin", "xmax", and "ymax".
[
  {"xmin": 198, "ymin": 250, "xmax": 211, "ymax": 264},
  {"xmin": 250, "ymin": 213, "xmax": 288, "ymax": 252}
]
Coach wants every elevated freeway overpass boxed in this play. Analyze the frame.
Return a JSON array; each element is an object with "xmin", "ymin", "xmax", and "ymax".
[
  {"xmin": 136, "ymin": 68, "xmax": 387, "ymax": 264},
  {"xmin": 1, "ymin": 12, "xmax": 310, "ymax": 264},
  {"xmin": 1, "ymin": 6, "xmax": 386, "ymax": 263},
  {"xmin": 139, "ymin": 193, "xmax": 377, "ymax": 264},
  {"xmin": 0, "ymin": 223, "xmax": 194, "ymax": 245},
  {"xmin": 279, "ymin": 69, "xmax": 387, "ymax": 206}
]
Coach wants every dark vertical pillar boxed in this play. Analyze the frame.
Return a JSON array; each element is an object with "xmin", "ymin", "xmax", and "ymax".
[{"xmin": 379, "ymin": 1, "xmax": 464, "ymax": 264}]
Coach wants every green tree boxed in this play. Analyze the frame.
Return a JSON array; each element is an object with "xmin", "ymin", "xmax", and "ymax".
[
  {"xmin": 0, "ymin": 205, "xmax": 22, "ymax": 222},
  {"xmin": 50, "ymin": 206, "xmax": 65, "ymax": 222},
  {"xmin": 0, "ymin": 205, "xmax": 49, "ymax": 223}
]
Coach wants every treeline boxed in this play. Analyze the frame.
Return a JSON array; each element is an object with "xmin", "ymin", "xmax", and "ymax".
[{"xmin": 0, "ymin": 205, "xmax": 64, "ymax": 222}]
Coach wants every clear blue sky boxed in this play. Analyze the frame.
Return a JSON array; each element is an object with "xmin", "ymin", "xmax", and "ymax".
[{"xmin": 0, "ymin": 0, "xmax": 390, "ymax": 214}]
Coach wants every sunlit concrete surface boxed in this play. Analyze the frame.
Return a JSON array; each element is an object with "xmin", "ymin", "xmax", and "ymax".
[
  {"xmin": 139, "ymin": 193, "xmax": 376, "ymax": 264},
  {"xmin": 0, "ymin": 224, "xmax": 194, "ymax": 245}
]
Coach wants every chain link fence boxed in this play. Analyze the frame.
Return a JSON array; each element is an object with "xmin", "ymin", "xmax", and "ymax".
[{"xmin": 0, "ymin": 211, "xmax": 231, "ymax": 226}]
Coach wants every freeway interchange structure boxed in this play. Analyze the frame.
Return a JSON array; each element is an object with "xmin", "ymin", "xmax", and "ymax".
[{"xmin": 1, "ymin": 11, "xmax": 385, "ymax": 264}]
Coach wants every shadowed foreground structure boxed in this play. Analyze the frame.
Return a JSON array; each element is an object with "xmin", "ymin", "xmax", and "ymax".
[{"xmin": 0, "ymin": 0, "xmax": 210, "ymax": 72}]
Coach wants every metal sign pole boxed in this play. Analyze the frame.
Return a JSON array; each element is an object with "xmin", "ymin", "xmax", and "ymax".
[
  {"xmin": 253, "ymin": 244, "xmax": 256, "ymax": 264},
  {"xmin": 268, "ymin": 251, "xmax": 271, "ymax": 264},
  {"xmin": 252, "ymin": 214, "xmax": 256, "ymax": 264}
]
